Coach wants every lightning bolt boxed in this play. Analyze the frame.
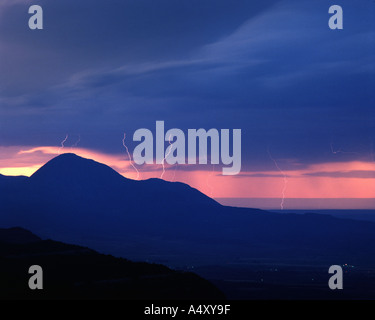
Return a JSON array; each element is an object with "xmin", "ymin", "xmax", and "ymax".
[
  {"xmin": 58, "ymin": 134, "xmax": 69, "ymax": 155},
  {"xmin": 330, "ymin": 142, "xmax": 359, "ymax": 155},
  {"xmin": 71, "ymin": 134, "xmax": 81, "ymax": 149},
  {"xmin": 267, "ymin": 148, "xmax": 287, "ymax": 210},
  {"xmin": 161, "ymin": 134, "xmax": 173, "ymax": 179},
  {"xmin": 122, "ymin": 133, "xmax": 140, "ymax": 180}
]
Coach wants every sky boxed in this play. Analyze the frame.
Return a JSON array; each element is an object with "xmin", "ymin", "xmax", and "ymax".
[{"xmin": 0, "ymin": 0, "xmax": 375, "ymax": 209}]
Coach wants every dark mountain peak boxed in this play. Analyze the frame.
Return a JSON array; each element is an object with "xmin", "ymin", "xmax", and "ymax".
[
  {"xmin": 32, "ymin": 153, "xmax": 99, "ymax": 171},
  {"xmin": 27, "ymin": 153, "xmax": 217, "ymax": 208},
  {"xmin": 0, "ymin": 227, "xmax": 41, "ymax": 244},
  {"xmin": 49, "ymin": 152, "xmax": 80, "ymax": 161},
  {"xmin": 30, "ymin": 153, "xmax": 130, "ymax": 186}
]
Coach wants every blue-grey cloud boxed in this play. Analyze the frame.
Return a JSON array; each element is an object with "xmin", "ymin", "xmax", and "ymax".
[
  {"xmin": 304, "ymin": 170, "xmax": 375, "ymax": 179},
  {"xmin": 0, "ymin": 0, "xmax": 374, "ymax": 172}
]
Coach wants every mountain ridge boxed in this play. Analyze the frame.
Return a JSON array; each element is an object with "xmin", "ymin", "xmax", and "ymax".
[
  {"xmin": 0, "ymin": 227, "xmax": 224, "ymax": 300},
  {"xmin": 1, "ymin": 153, "xmax": 375, "ymax": 267}
]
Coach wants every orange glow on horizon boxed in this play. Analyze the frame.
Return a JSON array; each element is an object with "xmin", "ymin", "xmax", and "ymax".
[{"xmin": 1, "ymin": 146, "xmax": 375, "ymax": 203}]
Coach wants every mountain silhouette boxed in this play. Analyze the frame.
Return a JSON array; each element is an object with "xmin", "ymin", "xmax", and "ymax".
[
  {"xmin": 0, "ymin": 227, "xmax": 41, "ymax": 244},
  {"xmin": 1, "ymin": 153, "xmax": 375, "ymax": 267},
  {"xmin": 0, "ymin": 227, "xmax": 224, "ymax": 300},
  {"xmin": 30, "ymin": 153, "xmax": 128, "ymax": 186},
  {"xmin": 30, "ymin": 153, "xmax": 217, "ymax": 211}
]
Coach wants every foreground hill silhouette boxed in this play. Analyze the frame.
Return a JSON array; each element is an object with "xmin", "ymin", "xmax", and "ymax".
[
  {"xmin": 1, "ymin": 153, "xmax": 375, "ymax": 268},
  {"xmin": 0, "ymin": 227, "xmax": 224, "ymax": 299}
]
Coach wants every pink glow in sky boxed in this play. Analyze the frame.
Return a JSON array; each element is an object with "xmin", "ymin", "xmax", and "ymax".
[{"xmin": 1, "ymin": 146, "xmax": 375, "ymax": 209}]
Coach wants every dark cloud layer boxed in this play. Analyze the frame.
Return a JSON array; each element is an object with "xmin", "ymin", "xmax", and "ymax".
[
  {"xmin": 304, "ymin": 170, "xmax": 375, "ymax": 179},
  {"xmin": 0, "ymin": 0, "xmax": 374, "ymax": 171}
]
